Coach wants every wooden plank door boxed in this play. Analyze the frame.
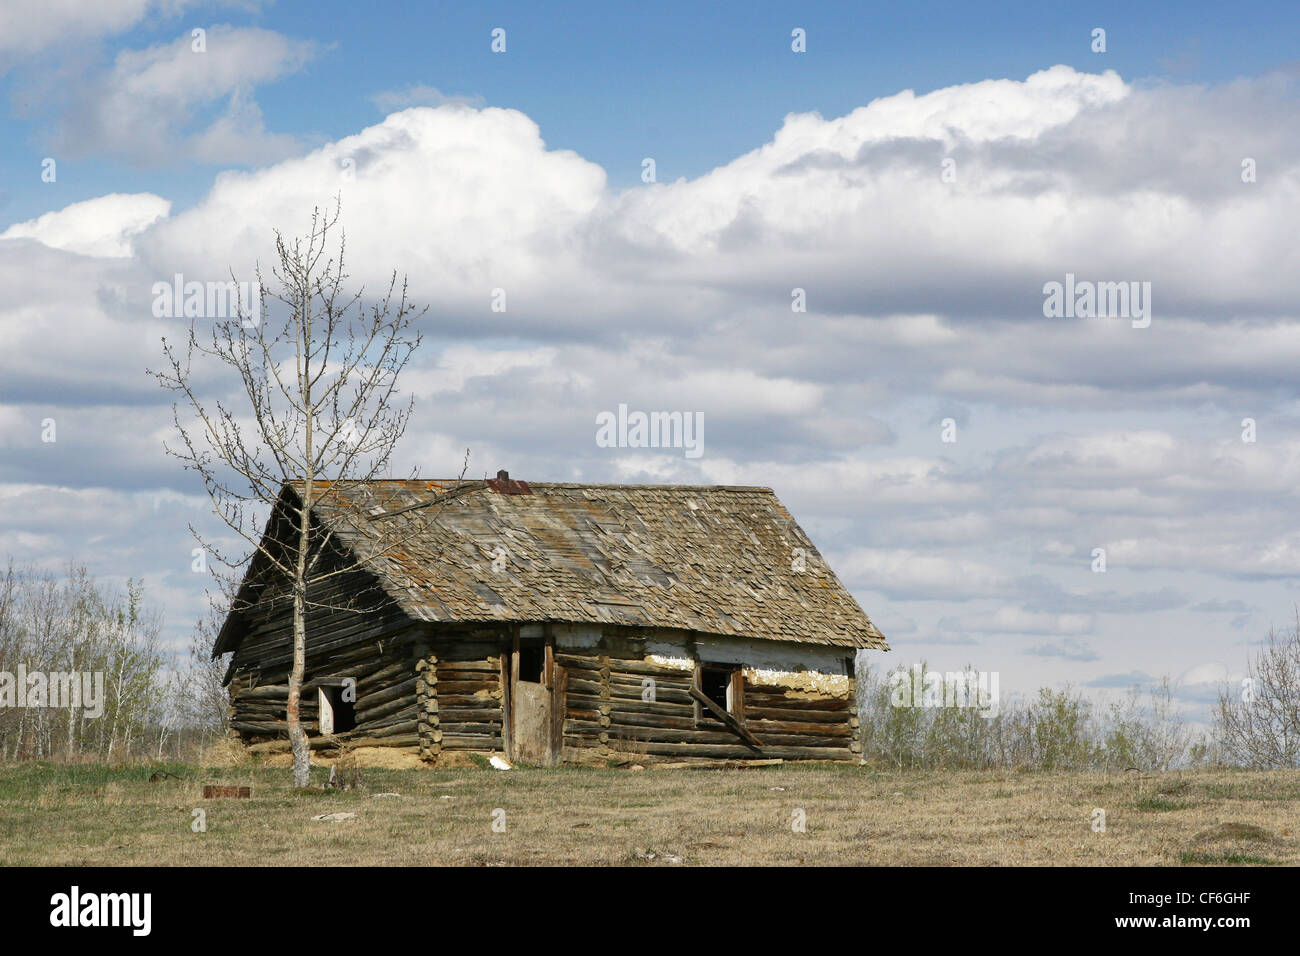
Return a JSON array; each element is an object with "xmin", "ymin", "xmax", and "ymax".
[
  {"xmin": 512, "ymin": 681, "xmax": 552, "ymax": 765},
  {"xmin": 509, "ymin": 631, "xmax": 557, "ymax": 765}
]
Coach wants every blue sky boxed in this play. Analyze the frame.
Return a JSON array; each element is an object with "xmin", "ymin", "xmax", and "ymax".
[
  {"xmin": 2, "ymin": 1, "xmax": 1300, "ymax": 723},
  {"xmin": 2, "ymin": 1, "xmax": 1296, "ymax": 219}
]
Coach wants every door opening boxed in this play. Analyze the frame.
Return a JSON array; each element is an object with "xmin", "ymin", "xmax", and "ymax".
[
  {"xmin": 517, "ymin": 641, "xmax": 545, "ymax": 683},
  {"xmin": 509, "ymin": 632, "xmax": 557, "ymax": 765},
  {"xmin": 318, "ymin": 685, "xmax": 356, "ymax": 735}
]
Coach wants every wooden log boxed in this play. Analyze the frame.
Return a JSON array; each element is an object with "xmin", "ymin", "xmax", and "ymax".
[
  {"xmin": 434, "ymin": 680, "xmax": 499, "ymax": 695},
  {"xmin": 437, "ymin": 693, "xmax": 500, "ymax": 708},
  {"xmin": 744, "ymin": 705, "xmax": 852, "ymax": 724},
  {"xmin": 743, "ymin": 693, "xmax": 850, "ymax": 711},
  {"xmin": 434, "ymin": 661, "xmax": 498, "ymax": 674},
  {"xmin": 438, "ymin": 721, "xmax": 503, "ymax": 734},
  {"xmin": 606, "ymin": 711, "xmax": 702, "ymax": 731},
  {"xmin": 440, "ymin": 734, "xmax": 504, "ymax": 749},
  {"xmin": 233, "ymin": 684, "xmax": 290, "ymax": 701},
  {"xmin": 435, "ymin": 707, "xmax": 503, "ymax": 721},
  {"xmin": 233, "ymin": 694, "xmax": 293, "ymax": 707},
  {"xmin": 240, "ymin": 611, "xmax": 415, "ymax": 659},
  {"xmin": 233, "ymin": 619, "xmax": 420, "ymax": 675},
  {"xmin": 587, "ymin": 696, "xmax": 696, "ymax": 718},
  {"xmin": 354, "ymin": 676, "xmax": 418, "ymax": 712},
  {"xmin": 608, "ymin": 672, "xmax": 692, "ymax": 691},
  {"xmin": 237, "ymin": 697, "xmax": 293, "ymax": 712},
  {"xmin": 553, "ymin": 655, "xmax": 602, "ymax": 673},
  {"xmin": 304, "ymin": 659, "xmax": 392, "ymax": 691},
  {"xmin": 608, "ymin": 686, "xmax": 693, "ymax": 705},
  {"xmin": 747, "ymin": 718, "xmax": 852, "ymax": 736},
  {"xmin": 566, "ymin": 678, "xmax": 604, "ymax": 698},
  {"xmin": 600, "ymin": 724, "xmax": 844, "ymax": 747},
  {"xmin": 355, "ymin": 707, "xmax": 418, "ymax": 730},
  {"xmin": 624, "ymin": 741, "xmax": 853, "ymax": 760},
  {"xmin": 352, "ymin": 661, "xmax": 411, "ymax": 690},
  {"xmin": 350, "ymin": 695, "xmax": 411, "ymax": 725},
  {"xmin": 340, "ymin": 733, "xmax": 421, "ymax": 749},
  {"xmin": 366, "ymin": 719, "xmax": 419, "ymax": 738},
  {"xmin": 563, "ymin": 720, "xmax": 606, "ymax": 737},
  {"xmin": 231, "ymin": 720, "xmax": 318, "ymax": 733},
  {"xmin": 588, "ymin": 656, "xmax": 693, "ymax": 678}
]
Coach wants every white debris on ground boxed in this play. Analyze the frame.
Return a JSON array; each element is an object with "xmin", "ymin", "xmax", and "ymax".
[{"xmin": 635, "ymin": 848, "xmax": 684, "ymax": 864}]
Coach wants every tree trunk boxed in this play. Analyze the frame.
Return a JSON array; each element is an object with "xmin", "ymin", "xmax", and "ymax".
[
  {"xmin": 288, "ymin": 582, "xmax": 310, "ymax": 787},
  {"xmin": 287, "ymin": 390, "xmax": 314, "ymax": 790}
]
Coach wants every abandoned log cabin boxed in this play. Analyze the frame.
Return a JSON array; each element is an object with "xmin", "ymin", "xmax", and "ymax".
[{"xmin": 214, "ymin": 474, "xmax": 889, "ymax": 765}]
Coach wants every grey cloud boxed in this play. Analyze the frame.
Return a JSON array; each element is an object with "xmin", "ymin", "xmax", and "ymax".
[
  {"xmin": 1085, "ymin": 670, "xmax": 1159, "ymax": 689},
  {"xmin": 1023, "ymin": 639, "xmax": 1101, "ymax": 661}
]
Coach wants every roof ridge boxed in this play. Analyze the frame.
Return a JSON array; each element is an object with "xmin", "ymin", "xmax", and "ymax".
[{"xmin": 290, "ymin": 478, "xmax": 775, "ymax": 493}]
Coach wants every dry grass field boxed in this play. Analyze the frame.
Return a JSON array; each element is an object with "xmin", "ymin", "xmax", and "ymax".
[{"xmin": 0, "ymin": 758, "xmax": 1296, "ymax": 866}]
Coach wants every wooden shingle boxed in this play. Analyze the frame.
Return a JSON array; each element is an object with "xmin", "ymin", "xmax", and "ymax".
[{"xmin": 287, "ymin": 478, "xmax": 887, "ymax": 651}]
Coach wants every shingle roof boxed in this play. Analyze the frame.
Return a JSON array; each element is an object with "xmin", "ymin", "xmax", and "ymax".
[{"xmin": 271, "ymin": 477, "xmax": 887, "ymax": 651}]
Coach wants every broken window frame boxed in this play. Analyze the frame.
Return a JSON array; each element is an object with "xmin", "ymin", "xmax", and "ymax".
[
  {"xmin": 693, "ymin": 662, "xmax": 744, "ymax": 725},
  {"xmin": 514, "ymin": 634, "xmax": 552, "ymax": 687}
]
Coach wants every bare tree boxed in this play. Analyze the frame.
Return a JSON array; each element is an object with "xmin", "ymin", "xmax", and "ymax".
[
  {"xmin": 0, "ymin": 561, "xmax": 167, "ymax": 761},
  {"xmin": 151, "ymin": 201, "xmax": 455, "ymax": 787},
  {"xmin": 1214, "ymin": 612, "xmax": 1300, "ymax": 768}
]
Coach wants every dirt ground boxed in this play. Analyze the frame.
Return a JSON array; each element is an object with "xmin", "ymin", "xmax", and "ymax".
[{"xmin": 0, "ymin": 760, "xmax": 1296, "ymax": 866}]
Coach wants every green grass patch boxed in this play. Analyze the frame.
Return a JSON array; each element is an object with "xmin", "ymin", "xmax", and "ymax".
[{"xmin": 1135, "ymin": 795, "xmax": 1195, "ymax": 811}]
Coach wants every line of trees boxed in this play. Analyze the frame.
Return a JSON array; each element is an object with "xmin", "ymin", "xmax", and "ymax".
[
  {"xmin": 1, "ymin": 560, "xmax": 1297, "ymax": 769},
  {"xmin": 0, "ymin": 562, "xmax": 168, "ymax": 760},
  {"xmin": 0, "ymin": 562, "xmax": 227, "ymax": 762},
  {"xmin": 1214, "ymin": 614, "xmax": 1300, "ymax": 768},
  {"xmin": 856, "ymin": 670, "xmax": 1199, "ymax": 771},
  {"xmin": 856, "ymin": 616, "xmax": 1300, "ymax": 772}
]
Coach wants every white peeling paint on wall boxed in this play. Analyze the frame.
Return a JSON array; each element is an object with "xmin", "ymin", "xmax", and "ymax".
[
  {"xmin": 645, "ymin": 653, "xmax": 850, "ymax": 697},
  {"xmin": 645, "ymin": 654, "xmax": 694, "ymax": 672},
  {"xmin": 744, "ymin": 667, "xmax": 852, "ymax": 697}
]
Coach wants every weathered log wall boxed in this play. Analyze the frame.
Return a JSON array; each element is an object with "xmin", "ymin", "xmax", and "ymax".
[
  {"xmin": 226, "ymin": 540, "xmax": 424, "ymax": 748},
  {"xmin": 229, "ymin": 625, "xmax": 424, "ymax": 749},
  {"xmin": 414, "ymin": 631, "xmax": 506, "ymax": 760},
  {"xmin": 741, "ymin": 680, "xmax": 859, "ymax": 761},
  {"xmin": 557, "ymin": 649, "xmax": 859, "ymax": 764},
  {"xmin": 226, "ymin": 552, "xmax": 410, "ymax": 678},
  {"xmin": 228, "ymin": 597, "xmax": 860, "ymax": 763}
]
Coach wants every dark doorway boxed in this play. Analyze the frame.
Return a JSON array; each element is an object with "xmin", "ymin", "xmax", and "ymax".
[
  {"xmin": 319, "ymin": 685, "xmax": 356, "ymax": 734},
  {"xmin": 517, "ymin": 641, "xmax": 545, "ymax": 683}
]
